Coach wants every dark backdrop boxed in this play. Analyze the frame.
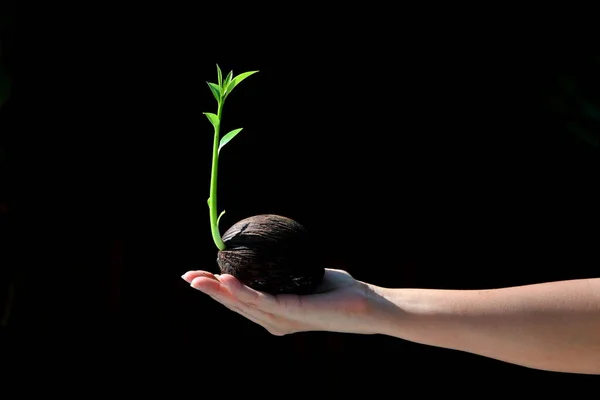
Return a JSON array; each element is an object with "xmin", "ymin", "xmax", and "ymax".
[{"xmin": 2, "ymin": 6, "xmax": 599, "ymax": 391}]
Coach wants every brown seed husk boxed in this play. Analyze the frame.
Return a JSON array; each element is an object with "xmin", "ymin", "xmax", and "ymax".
[{"xmin": 216, "ymin": 214, "xmax": 324, "ymax": 295}]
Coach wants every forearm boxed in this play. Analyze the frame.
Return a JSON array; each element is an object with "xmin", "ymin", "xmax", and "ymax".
[{"xmin": 370, "ymin": 278, "xmax": 600, "ymax": 374}]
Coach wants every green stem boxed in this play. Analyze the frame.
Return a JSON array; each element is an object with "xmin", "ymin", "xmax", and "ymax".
[{"xmin": 209, "ymin": 101, "xmax": 226, "ymax": 250}]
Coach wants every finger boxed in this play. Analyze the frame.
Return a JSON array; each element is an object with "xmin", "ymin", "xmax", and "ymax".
[
  {"xmin": 182, "ymin": 270, "xmax": 217, "ymax": 284},
  {"xmin": 190, "ymin": 276, "xmax": 223, "ymax": 294},
  {"xmin": 201, "ymin": 286, "xmax": 279, "ymax": 331},
  {"xmin": 218, "ymin": 274, "xmax": 279, "ymax": 310},
  {"xmin": 190, "ymin": 277, "xmax": 262, "ymax": 315}
]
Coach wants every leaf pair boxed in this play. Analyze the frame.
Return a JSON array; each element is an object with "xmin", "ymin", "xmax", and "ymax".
[
  {"xmin": 204, "ymin": 64, "xmax": 258, "ymax": 154},
  {"xmin": 207, "ymin": 65, "xmax": 258, "ymax": 104}
]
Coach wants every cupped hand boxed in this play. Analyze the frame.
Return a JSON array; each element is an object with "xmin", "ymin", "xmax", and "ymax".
[{"xmin": 181, "ymin": 268, "xmax": 384, "ymax": 336}]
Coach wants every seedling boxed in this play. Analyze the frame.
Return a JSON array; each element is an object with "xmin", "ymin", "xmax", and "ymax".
[{"xmin": 204, "ymin": 65, "xmax": 324, "ymax": 295}]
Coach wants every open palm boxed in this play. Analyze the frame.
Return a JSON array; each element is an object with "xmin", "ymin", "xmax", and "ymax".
[{"xmin": 182, "ymin": 268, "xmax": 381, "ymax": 335}]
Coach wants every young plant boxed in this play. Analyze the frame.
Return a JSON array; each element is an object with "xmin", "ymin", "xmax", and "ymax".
[{"xmin": 204, "ymin": 65, "xmax": 324, "ymax": 295}]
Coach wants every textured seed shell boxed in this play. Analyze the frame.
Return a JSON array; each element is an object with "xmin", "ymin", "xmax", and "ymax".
[{"xmin": 217, "ymin": 214, "xmax": 324, "ymax": 295}]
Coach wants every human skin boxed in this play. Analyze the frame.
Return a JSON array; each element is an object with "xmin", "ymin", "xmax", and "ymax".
[{"xmin": 182, "ymin": 269, "xmax": 600, "ymax": 375}]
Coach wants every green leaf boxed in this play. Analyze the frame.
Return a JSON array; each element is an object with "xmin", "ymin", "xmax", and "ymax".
[
  {"xmin": 225, "ymin": 71, "xmax": 258, "ymax": 97},
  {"xmin": 230, "ymin": 70, "xmax": 259, "ymax": 90},
  {"xmin": 219, "ymin": 128, "xmax": 243, "ymax": 153},
  {"xmin": 207, "ymin": 82, "xmax": 221, "ymax": 102},
  {"xmin": 217, "ymin": 210, "xmax": 226, "ymax": 228},
  {"xmin": 224, "ymin": 71, "xmax": 233, "ymax": 88},
  {"xmin": 216, "ymin": 64, "xmax": 222, "ymax": 88},
  {"xmin": 203, "ymin": 112, "xmax": 220, "ymax": 129}
]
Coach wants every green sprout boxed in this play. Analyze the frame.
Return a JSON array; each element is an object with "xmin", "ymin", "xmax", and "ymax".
[{"xmin": 204, "ymin": 64, "xmax": 259, "ymax": 250}]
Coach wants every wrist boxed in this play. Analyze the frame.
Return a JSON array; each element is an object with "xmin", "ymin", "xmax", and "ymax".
[
  {"xmin": 361, "ymin": 283, "xmax": 415, "ymax": 337},
  {"xmin": 367, "ymin": 285, "xmax": 480, "ymax": 346},
  {"xmin": 363, "ymin": 285, "xmax": 453, "ymax": 339}
]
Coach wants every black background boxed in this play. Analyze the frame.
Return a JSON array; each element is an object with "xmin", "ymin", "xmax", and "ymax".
[{"xmin": 2, "ymin": 5, "xmax": 599, "ymax": 392}]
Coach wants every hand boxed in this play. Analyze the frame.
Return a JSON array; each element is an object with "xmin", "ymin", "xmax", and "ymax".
[{"xmin": 181, "ymin": 268, "xmax": 387, "ymax": 336}]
